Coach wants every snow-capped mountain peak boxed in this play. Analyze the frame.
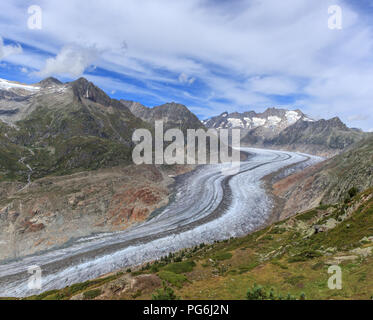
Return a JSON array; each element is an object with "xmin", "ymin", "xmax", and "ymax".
[{"xmin": 203, "ymin": 108, "xmax": 313, "ymax": 132}]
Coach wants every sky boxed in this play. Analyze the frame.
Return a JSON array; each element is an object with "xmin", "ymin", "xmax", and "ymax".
[{"xmin": 0, "ymin": 0, "xmax": 373, "ymax": 131}]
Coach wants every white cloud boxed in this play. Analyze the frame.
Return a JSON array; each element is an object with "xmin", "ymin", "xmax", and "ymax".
[
  {"xmin": 178, "ymin": 72, "xmax": 195, "ymax": 85},
  {"xmin": 36, "ymin": 44, "xmax": 99, "ymax": 78},
  {"xmin": 0, "ymin": 36, "xmax": 22, "ymax": 60},
  {"xmin": 348, "ymin": 114, "xmax": 369, "ymax": 122},
  {"xmin": 1, "ymin": 0, "xmax": 373, "ymax": 129},
  {"xmin": 249, "ymin": 76, "xmax": 298, "ymax": 95}
]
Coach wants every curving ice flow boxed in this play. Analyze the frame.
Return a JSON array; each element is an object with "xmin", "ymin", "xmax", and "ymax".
[{"xmin": 0, "ymin": 148, "xmax": 323, "ymax": 297}]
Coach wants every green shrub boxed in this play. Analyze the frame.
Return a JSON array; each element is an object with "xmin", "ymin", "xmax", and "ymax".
[
  {"xmin": 296, "ymin": 210, "xmax": 318, "ymax": 221},
  {"xmin": 150, "ymin": 265, "xmax": 160, "ymax": 273},
  {"xmin": 158, "ymin": 271, "xmax": 187, "ymax": 288},
  {"xmin": 261, "ymin": 235, "xmax": 274, "ymax": 241},
  {"xmin": 271, "ymin": 260, "xmax": 289, "ymax": 270},
  {"xmin": 270, "ymin": 227, "xmax": 286, "ymax": 234},
  {"xmin": 348, "ymin": 187, "xmax": 359, "ymax": 198},
  {"xmin": 65, "ymin": 281, "xmax": 92, "ymax": 296},
  {"xmin": 131, "ymin": 290, "xmax": 142, "ymax": 299},
  {"xmin": 28, "ymin": 289, "xmax": 60, "ymax": 300},
  {"xmin": 43, "ymin": 292, "xmax": 66, "ymax": 300},
  {"xmin": 83, "ymin": 289, "xmax": 102, "ymax": 300},
  {"xmin": 311, "ymin": 262, "xmax": 324, "ymax": 270},
  {"xmin": 288, "ymin": 250, "xmax": 322, "ymax": 262},
  {"xmin": 152, "ymin": 282, "xmax": 179, "ymax": 300},
  {"xmin": 246, "ymin": 284, "xmax": 303, "ymax": 300},
  {"xmin": 285, "ymin": 275, "xmax": 305, "ymax": 286},
  {"xmin": 246, "ymin": 284, "xmax": 267, "ymax": 300},
  {"xmin": 163, "ymin": 261, "xmax": 196, "ymax": 274},
  {"xmin": 212, "ymin": 251, "xmax": 232, "ymax": 261},
  {"xmin": 318, "ymin": 204, "xmax": 331, "ymax": 210},
  {"xmin": 237, "ymin": 262, "xmax": 259, "ymax": 274}
]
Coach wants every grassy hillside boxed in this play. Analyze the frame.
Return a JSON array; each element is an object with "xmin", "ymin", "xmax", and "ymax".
[
  {"xmin": 17, "ymin": 187, "xmax": 373, "ymax": 300},
  {"xmin": 0, "ymin": 79, "xmax": 152, "ymax": 182},
  {"xmin": 273, "ymin": 135, "xmax": 373, "ymax": 218},
  {"xmin": 320, "ymin": 135, "xmax": 373, "ymax": 204}
]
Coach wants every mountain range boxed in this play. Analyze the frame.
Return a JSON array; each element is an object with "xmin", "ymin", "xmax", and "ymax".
[
  {"xmin": 0, "ymin": 76, "xmax": 372, "ymax": 262},
  {"xmin": 1, "ymin": 76, "xmax": 373, "ymax": 300},
  {"xmin": 0, "ymin": 77, "xmax": 201, "ymax": 260},
  {"xmin": 0, "ymin": 77, "xmax": 151, "ymax": 181},
  {"xmin": 202, "ymin": 109, "xmax": 367, "ymax": 157}
]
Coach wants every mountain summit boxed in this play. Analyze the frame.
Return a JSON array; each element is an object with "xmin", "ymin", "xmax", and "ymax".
[
  {"xmin": 38, "ymin": 77, "xmax": 63, "ymax": 88},
  {"xmin": 122, "ymin": 100, "xmax": 205, "ymax": 132}
]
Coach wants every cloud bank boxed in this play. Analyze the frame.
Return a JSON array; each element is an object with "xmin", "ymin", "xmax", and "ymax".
[
  {"xmin": 36, "ymin": 44, "xmax": 99, "ymax": 78},
  {"xmin": 0, "ymin": 0, "xmax": 373, "ymax": 130},
  {"xmin": 0, "ymin": 36, "xmax": 22, "ymax": 60}
]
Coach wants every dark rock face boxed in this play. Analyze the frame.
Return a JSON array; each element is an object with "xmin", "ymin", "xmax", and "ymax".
[
  {"xmin": 0, "ymin": 109, "xmax": 19, "ymax": 115},
  {"xmin": 38, "ymin": 77, "xmax": 63, "ymax": 88},
  {"xmin": 0, "ymin": 90, "xmax": 27, "ymax": 101},
  {"xmin": 122, "ymin": 100, "xmax": 205, "ymax": 132},
  {"xmin": 265, "ymin": 117, "xmax": 364, "ymax": 155},
  {"xmin": 70, "ymin": 77, "xmax": 113, "ymax": 106}
]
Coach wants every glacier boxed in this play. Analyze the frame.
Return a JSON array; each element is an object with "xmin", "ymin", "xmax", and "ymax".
[{"xmin": 0, "ymin": 148, "xmax": 322, "ymax": 297}]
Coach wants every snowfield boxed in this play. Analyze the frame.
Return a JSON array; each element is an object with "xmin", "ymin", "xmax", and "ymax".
[
  {"xmin": 0, "ymin": 78, "xmax": 40, "ymax": 92},
  {"xmin": 0, "ymin": 148, "xmax": 322, "ymax": 297}
]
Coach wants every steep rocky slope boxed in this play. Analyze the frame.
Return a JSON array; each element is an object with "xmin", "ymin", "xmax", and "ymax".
[
  {"xmin": 273, "ymin": 135, "xmax": 373, "ymax": 218},
  {"xmin": 265, "ymin": 117, "xmax": 365, "ymax": 157},
  {"xmin": 122, "ymin": 100, "xmax": 205, "ymax": 132},
  {"xmin": 0, "ymin": 164, "xmax": 188, "ymax": 261}
]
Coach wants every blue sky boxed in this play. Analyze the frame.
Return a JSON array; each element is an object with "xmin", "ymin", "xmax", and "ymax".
[{"xmin": 1, "ymin": 0, "xmax": 373, "ymax": 131}]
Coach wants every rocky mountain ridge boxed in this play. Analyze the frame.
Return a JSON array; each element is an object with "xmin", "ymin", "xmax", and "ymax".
[
  {"xmin": 0, "ymin": 77, "xmax": 152, "ymax": 181},
  {"xmin": 203, "ymin": 108, "xmax": 367, "ymax": 157},
  {"xmin": 273, "ymin": 134, "xmax": 373, "ymax": 218},
  {"xmin": 121, "ymin": 100, "xmax": 205, "ymax": 132},
  {"xmin": 203, "ymin": 108, "xmax": 313, "ymax": 132},
  {"xmin": 0, "ymin": 76, "xmax": 196, "ymax": 261},
  {"xmin": 0, "ymin": 75, "xmax": 370, "ymax": 265}
]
